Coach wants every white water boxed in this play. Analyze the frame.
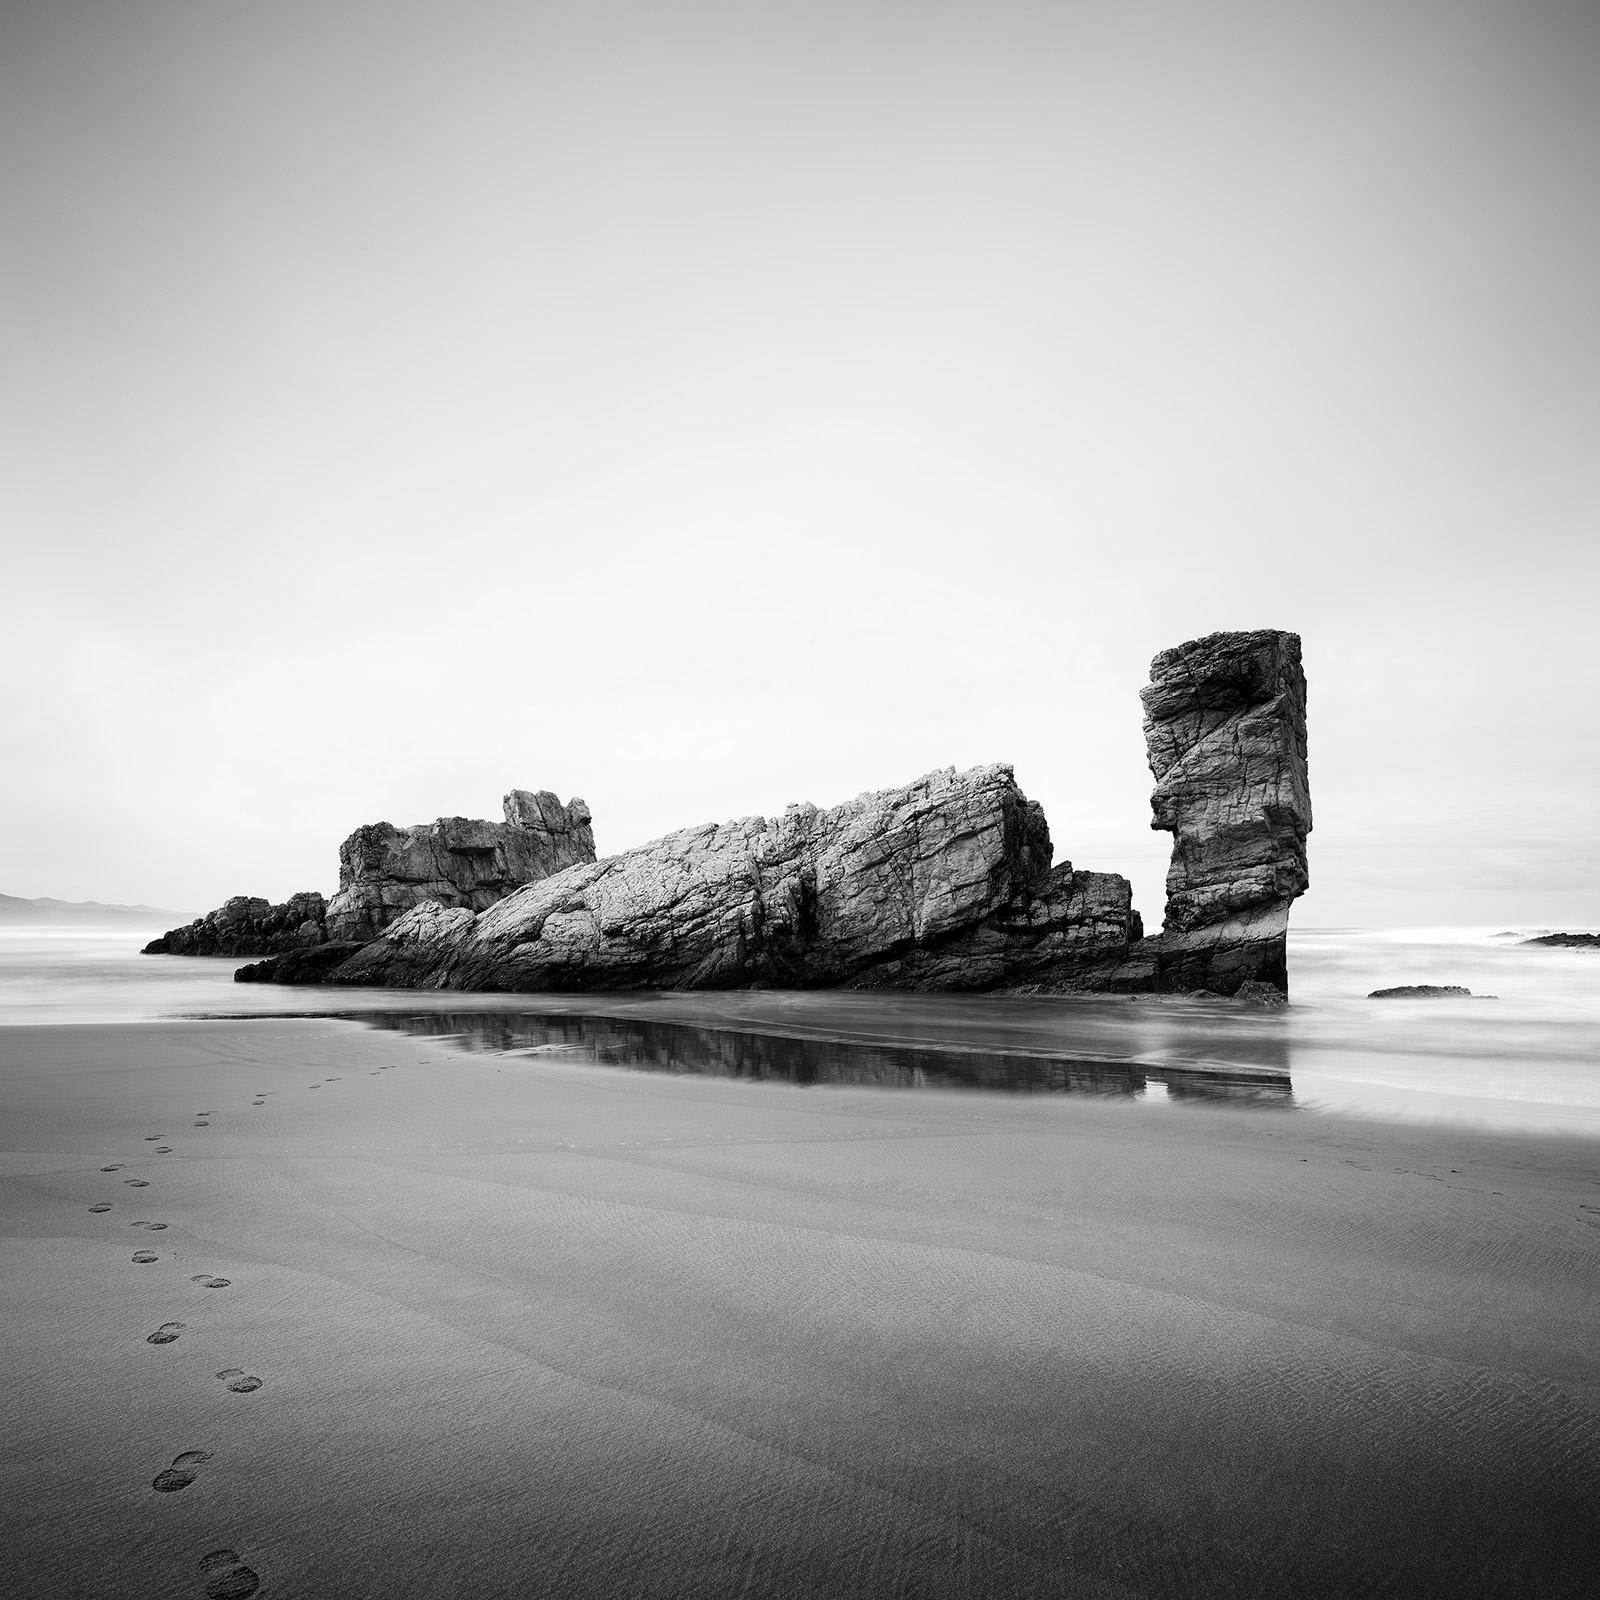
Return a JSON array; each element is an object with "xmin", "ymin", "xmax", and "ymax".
[{"xmin": 1, "ymin": 925, "xmax": 1596, "ymax": 1132}]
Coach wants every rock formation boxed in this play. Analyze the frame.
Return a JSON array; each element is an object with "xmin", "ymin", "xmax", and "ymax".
[
  {"xmin": 240, "ymin": 764, "xmax": 1142, "ymax": 992},
  {"xmin": 1520, "ymin": 933, "xmax": 1600, "ymax": 949},
  {"xmin": 237, "ymin": 628, "xmax": 1312, "ymax": 997},
  {"xmin": 143, "ymin": 892, "xmax": 329, "ymax": 957},
  {"xmin": 324, "ymin": 790, "xmax": 594, "ymax": 942},
  {"xmin": 1369, "ymin": 985, "xmax": 1477, "ymax": 998},
  {"xmin": 144, "ymin": 790, "xmax": 593, "ymax": 958},
  {"xmin": 1120, "ymin": 629, "xmax": 1312, "ymax": 994}
]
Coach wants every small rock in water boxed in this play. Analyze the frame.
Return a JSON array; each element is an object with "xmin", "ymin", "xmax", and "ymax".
[{"xmin": 1369, "ymin": 985, "xmax": 1476, "ymax": 999}]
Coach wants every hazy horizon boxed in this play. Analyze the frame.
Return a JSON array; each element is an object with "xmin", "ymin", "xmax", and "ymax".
[{"xmin": 3, "ymin": 1, "xmax": 1597, "ymax": 930}]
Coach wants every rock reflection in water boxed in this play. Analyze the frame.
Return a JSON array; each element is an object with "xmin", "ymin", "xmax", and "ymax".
[{"xmin": 343, "ymin": 1010, "xmax": 1294, "ymax": 1104}]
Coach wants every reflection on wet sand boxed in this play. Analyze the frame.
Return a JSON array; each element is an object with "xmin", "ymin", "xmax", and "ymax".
[{"xmin": 340, "ymin": 1009, "xmax": 1295, "ymax": 1105}]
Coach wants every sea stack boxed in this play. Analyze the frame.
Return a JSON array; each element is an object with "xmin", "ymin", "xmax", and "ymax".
[{"xmin": 1131, "ymin": 629, "xmax": 1312, "ymax": 994}]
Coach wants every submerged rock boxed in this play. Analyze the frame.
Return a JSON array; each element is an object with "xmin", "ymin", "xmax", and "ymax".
[{"xmin": 1520, "ymin": 932, "xmax": 1600, "ymax": 949}]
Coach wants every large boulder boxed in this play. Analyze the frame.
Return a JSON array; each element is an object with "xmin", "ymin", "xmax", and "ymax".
[{"xmin": 271, "ymin": 765, "xmax": 1143, "ymax": 993}]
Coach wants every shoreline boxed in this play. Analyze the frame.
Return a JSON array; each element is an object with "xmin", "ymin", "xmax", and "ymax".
[{"xmin": 2, "ymin": 1015, "xmax": 1597, "ymax": 1596}]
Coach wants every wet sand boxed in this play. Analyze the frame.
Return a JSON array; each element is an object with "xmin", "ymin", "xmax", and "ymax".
[{"xmin": 2, "ymin": 1017, "xmax": 1597, "ymax": 1598}]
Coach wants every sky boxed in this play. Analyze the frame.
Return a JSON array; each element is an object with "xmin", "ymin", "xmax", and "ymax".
[{"xmin": 2, "ymin": 0, "xmax": 1597, "ymax": 930}]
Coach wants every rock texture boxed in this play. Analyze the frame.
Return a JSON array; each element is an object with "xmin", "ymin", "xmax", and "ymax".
[
  {"xmin": 324, "ymin": 790, "xmax": 594, "ymax": 942},
  {"xmin": 302, "ymin": 765, "xmax": 1142, "ymax": 993},
  {"xmin": 1123, "ymin": 629, "xmax": 1311, "ymax": 994},
  {"xmin": 144, "ymin": 790, "xmax": 593, "ymax": 958},
  {"xmin": 237, "ymin": 629, "xmax": 1312, "ymax": 997},
  {"xmin": 143, "ymin": 893, "xmax": 329, "ymax": 957},
  {"xmin": 1369, "ymin": 985, "xmax": 1476, "ymax": 999},
  {"xmin": 1520, "ymin": 933, "xmax": 1600, "ymax": 949}
]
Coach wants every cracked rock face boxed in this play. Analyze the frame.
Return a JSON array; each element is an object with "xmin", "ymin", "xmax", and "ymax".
[
  {"xmin": 1134, "ymin": 629, "xmax": 1311, "ymax": 993},
  {"xmin": 303, "ymin": 765, "xmax": 1143, "ymax": 994},
  {"xmin": 322, "ymin": 789, "xmax": 594, "ymax": 942}
]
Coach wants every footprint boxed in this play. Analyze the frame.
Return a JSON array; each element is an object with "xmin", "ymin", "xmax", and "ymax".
[
  {"xmin": 144, "ymin": 1135, "xmax": 164, "ymax": 1142},
  {"xmin": 100, "ymin": 1164, "xmax": 121, "ymax": 1172},
  {"xmin": 194, "ymin": 1121, "xmax": 210, "ymax": 1128},
  {"xmin": 147, "ymin": 1321, "xmax": 186, "ymax": 1345},
  {"xmin": 213, "ymin": 1370, "xmax": 261, "ymax": 1394},
  {"xmin": 89, "ymin": 1202, "xmax": 112, "ymax": 1213},
  {"xmin": 151, "ymin": 1449, "xmax": 212, "ymax": 1493},
  {"xmin": 308, "ymin": 1085, "xmax": 320, "ymax": 1089},
  {"xmin": 125, "ymin": 1178, "xmax": 149, "ymax": 1187},
  {"xmin": 156, "ymin": 1146, "xmax": 173, "ymax": 1154},
  {"xmin": 131, "ymin": 1220, "xmax": 168, "ymax": 1231},
  {"xmin": 132, "ymin": 1251, "xmax": 159, "ymax": 1264},
  {"xmin": 191, "ymin": 1275, "xmax": 232, "ymax": 1289},
  {"xmin": 326, "ymin": 1076, "xmax": 341, "ymax": 1081},
  {"xmin": 199, "ymin": 1548, "xmax": 260, "ymax": 1599}
]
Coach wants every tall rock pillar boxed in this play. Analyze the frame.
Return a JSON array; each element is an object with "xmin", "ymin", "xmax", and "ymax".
[{"xmin": 1140, "ymin": 630, "xmax": 1311, "ymax": 994}]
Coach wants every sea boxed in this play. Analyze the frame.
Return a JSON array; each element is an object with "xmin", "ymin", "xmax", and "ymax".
[{"xmin": 2, "ymin": 925, "xmax": 1597, "ymax": 1134}]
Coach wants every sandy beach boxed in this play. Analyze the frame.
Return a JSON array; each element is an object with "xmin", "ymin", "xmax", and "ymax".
[{"xmin": 1, "ymin": 1013, "xmax": 1597, "ymax": 1598}]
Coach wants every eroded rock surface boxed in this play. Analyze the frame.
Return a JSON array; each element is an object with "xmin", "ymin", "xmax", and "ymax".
[
  {"xmin": 324, "ymin": 790, "xmax": 594, "ymax": 942},
  {"xmin": 285, "ymin": 765, "xmax": 1143, "ymax": 994}
]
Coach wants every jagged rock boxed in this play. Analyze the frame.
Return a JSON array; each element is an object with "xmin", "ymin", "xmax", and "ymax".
[
  {"xmin": 144, "ymin": 789, "xmax": 593, "ymax": 958},
  {"xmin": 243, "ymin": 765, "xmax": 1143, "ymax": 993},
  {"xmin": 1369, "ymin": 985, "xmax": 1476, "ymax": 998},
  {"xmin": 236, "ymin": 629, "xmax": 1312, "ymax": 997},
  {"xmin": 1520, "ymin": 932, "xmax": 1600, "ymax": 949},
  {"xmin": 143, "ymin": 893, "xmax": 328, "ymax": 957},
  {"xmin": 1125, "ymin": 630, "xmax": 1311, "ymax": 994},
  {"xmin": 323, "ymin": 790, "xmax": 594, "ymax": 942}
]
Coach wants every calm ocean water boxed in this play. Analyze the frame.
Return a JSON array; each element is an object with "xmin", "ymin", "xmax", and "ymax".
[{"xmin": 1, "ymin": 925, "xmax": 1596, "ymax": 1132}]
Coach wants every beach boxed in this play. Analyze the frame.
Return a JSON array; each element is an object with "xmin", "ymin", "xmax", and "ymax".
[{"xmin": 3, "ymin": 1006, "xmax": 1597, "ymax": 1598}]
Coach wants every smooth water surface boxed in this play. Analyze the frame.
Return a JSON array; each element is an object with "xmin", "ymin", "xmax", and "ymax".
[{"xmin": 1, "ymin": 925, "xmax": 1597, "ymax": 1130}]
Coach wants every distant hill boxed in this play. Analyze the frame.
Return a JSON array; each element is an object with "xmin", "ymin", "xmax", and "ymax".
[{"xmin": 0, "ymin": 893, "xmax": 196, "ymax": 927}]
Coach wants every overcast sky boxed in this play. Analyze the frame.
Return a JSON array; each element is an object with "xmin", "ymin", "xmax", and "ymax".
[{"xmin": 3, "ymin": 0, "xmax": 1597, "ymax": 930}]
